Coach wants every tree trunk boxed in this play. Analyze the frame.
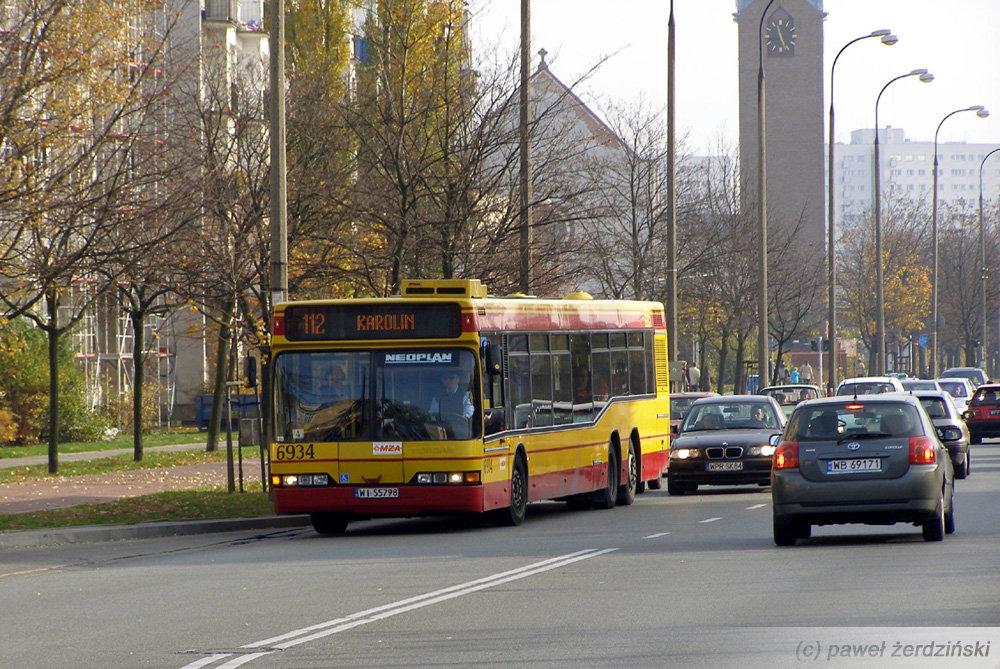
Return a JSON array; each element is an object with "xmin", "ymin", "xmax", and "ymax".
[
  {"xmin": 132, "ymin": 309, "xmax": 145, "ymax": 461},
  {"xmin": 206, "ymin": 299, "xmax": 235, "ymax": 452},
  {"xmin": 45, "ymin": 289, "xmax": 60, "ymax": 474}
]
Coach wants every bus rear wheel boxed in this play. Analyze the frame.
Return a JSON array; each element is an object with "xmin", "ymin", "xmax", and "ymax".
[
  {"xmin": 490, "ymin": 455, "xmax": 527, "ymax": 527},
  {"xmin": 592, "ymin": 443, "xmax": 619, "ymax": 510},
  {"xmin": 310, "ymin": 512, "xmax": 349, "ymax": 535}
]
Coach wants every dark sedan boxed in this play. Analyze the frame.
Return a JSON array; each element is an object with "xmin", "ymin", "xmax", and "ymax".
[
  {"xmin": 771, "ymin": 395, "xmax": 955, "ymax": 545},
  {"xmin": 892, "ymin": 390, "xmax": 970, "ymax": 479},
  {"xmin": 667, "ymin": 396, "xmax": 785, "ymax": 495}
]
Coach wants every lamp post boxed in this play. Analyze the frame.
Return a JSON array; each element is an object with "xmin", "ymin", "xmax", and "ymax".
[
  {"xmin": 931, "ymin": 106, "xmax": 989, "ymax": 377},
  {"xmin": 978, "ymin": 148, "xmax": 1000, "ymax": 372},
  {"xmin": 873, "ymin": 69, "xmax": 933, "ymax": 374},
  {"xmin": 756, "ymin": 0, "xmax": 777, "ymax": 389},
  {"xmin": 828, "ymin": 29, "xmax": 896, "ymax": 393}
]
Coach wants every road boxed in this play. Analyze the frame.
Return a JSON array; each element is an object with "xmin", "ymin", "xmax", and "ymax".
[{"xmin": 3, "ymin": 441, "xmax": 1000, "ymax": 669}]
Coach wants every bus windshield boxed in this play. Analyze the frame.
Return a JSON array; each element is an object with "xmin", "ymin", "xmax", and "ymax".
[{"xmin": 273, "ymin": 348, "xmax": 480, "ymax": 443}]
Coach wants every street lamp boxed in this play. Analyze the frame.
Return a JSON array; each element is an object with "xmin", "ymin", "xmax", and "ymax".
[
  {"xmin": 931, "ymin": 105, "xmax": 989, "ymax": 377},
  {"xmin": 978, "ymin": 147, "xmax": 1000, "ymax": 373},
  {"xmin": 827, "ymin": 29, "xmax": 896, "ymax": 393},
  {"xmin": 757, "ymin": 0, "xmax": 777, "ymax": 389},
  {"xmin": 873, "ymin": 69, "xmax": 933, "ymax": 374}
]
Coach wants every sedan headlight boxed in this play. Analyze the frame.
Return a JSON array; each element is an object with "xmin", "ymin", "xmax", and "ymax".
[
  {"xmin": 747, "ymin": 445, "xmax": 776, "ymax": 457},
  {"xmin": 673, "ymin": 448, "xmax": 700, "ymax": 459}
]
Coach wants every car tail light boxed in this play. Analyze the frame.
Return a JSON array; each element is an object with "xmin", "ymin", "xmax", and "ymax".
[
  {"xmin": 909, "ymin": 436, "xmax": 936, "ymax": 464},
  {"xmin": 774, "ymin": 441, "xmax": 799, "ymax": 469}
]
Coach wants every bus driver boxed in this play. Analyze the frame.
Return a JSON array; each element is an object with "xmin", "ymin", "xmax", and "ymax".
[{"xmin": 429, "ymin": 370, "xmax": 474, "ymax": 438}]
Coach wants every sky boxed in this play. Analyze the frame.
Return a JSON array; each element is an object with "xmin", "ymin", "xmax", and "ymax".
[{"xmin": 467, "ymin": 0, "xmax": 1000, "ymax": 155}]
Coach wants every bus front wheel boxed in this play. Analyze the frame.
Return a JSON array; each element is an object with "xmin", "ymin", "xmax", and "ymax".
[
  {"xmin": 310, "ymin": 512, "xmax": 349, "ymax": 535},
  {"xmin": 490, "ymin": 455, "xmax": 527, "ymax": 527},
  {"xmin": 617, "ymin": 439, "xmax": 637, "ymax": 506}
]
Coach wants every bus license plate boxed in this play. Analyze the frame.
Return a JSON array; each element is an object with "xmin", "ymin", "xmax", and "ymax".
[
  {"xmin": 827, "ymin": 458, "xmax": 881, "ymax": 474},
  {"xmin": 707, "ymin": 461, "xmax": 743, "ymax": 472},
  {"xmin": 355, "ymin": 488, "xmax": 399, "ymax": 499}
]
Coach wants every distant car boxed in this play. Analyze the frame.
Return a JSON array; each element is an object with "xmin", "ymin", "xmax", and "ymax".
[
  {"xmin": 667, "ymin": 395, "xmax": 785, "ymax": 495},
  {"xmin": 835, "ymin": 376, "xmax": 905, "ymax": 396},
  {"xmin": 962, "ymin": 383, "xmax": 1000, "ymax": 444},
  {"xmin": 760, "ymin": 384, "xmax": 822, "ymax": 417},
  {"xmin": 669, "ymin": 392, "xmax": 719, "ymax": 440},
  {"xmin": 900, "ymin": 379, "xmax": 942, "ymax": 392},
  {"xmin": 771, "ymin": 394, "xmax": 955, "ymax": 545},
  {"xmin": 891, "ymin": 390, "xmax": 970, "ymax": 479},
  {"xmin": 940, "ymin": 367, "xmax": 989, "ymax": 388},
  {"xmin": 936, "ymin": 377, "xmax": 976, "ymax": 414}
]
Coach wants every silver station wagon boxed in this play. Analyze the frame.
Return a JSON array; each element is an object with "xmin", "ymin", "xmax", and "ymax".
[{"xmin": 771, "ymin": 395, "xmax": 955, "ymax": 546}]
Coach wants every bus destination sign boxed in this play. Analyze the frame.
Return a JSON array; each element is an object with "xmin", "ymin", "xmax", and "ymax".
[{"xmin": 283, "ymin": 303, "xmax": 463, "ymax": 341}]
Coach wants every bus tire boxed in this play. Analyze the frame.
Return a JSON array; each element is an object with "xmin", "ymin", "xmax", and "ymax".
[
  {"xmin": 310, "ymin": 512, "xmax": 349, "ymax": 535},
  {"xmin": 592, "ymin": 443, "xmax": 619, "ymax": 510},
  {"xmin": 490, "ymin": 455, "xmax": 527, "ymax": 527},
  {"xmin": 617, "ymin": 439, "xmax": 637, "ymax": 506}
]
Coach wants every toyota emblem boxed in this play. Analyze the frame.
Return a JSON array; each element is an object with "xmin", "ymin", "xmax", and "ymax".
[{"xmin": 846, "ymin": 442, "xmax": 861, "ymax": 451}]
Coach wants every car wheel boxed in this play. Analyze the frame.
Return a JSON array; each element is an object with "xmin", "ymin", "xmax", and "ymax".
[
  {"xmin": 647, "ymin": 474, "xmax": 664, "ymax": 490},
  {"xmin": 666, "ymin": 476, "xmax": 686, "ymax": 496},
  {"xmin": 617, "ymin": 439, "xmax": 637, "ymax": 506},
  {"xmin": 922, "ymin": 494, "xmax": 946, "ymax": 542},
  {"xmin": 490, "ymin": 455, "xmax": 527, "ymax": 527},
  {"xmin": 773, "ymin": 516, "xmax": 797, "ymax": 546},
  {"xmin": 310, "ymin": 512, "xmax": 349, "ymax": 535},
  {"xmin": 970, "ymin": 434, "xmax": 982, "ymax": 445},
  {"xmin": 795, "ymin": 523, "xmax": 812, "ymax": 539},
  {"xmin": 944, "ymin": 505, "xmax": 956, "ymax": 535},
  {"xmin": 592, "ymin": 443, "xmax": 619, "ymax": 510},
  {"xmin": 963, "ymin": 452, "xmax": 970, "ymax": 478}
]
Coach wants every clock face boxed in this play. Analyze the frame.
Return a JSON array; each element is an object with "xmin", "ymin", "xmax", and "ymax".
[{"xmin": 765, "ymin": 16, "xmax": 796, "ymax": 56}]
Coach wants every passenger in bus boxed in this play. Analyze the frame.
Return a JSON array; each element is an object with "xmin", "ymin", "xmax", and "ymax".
[
  {"xmin": 574, "ymin": 367, "xmax": 609, "ymax": 403},
  {"xmin": 430, "ymin": 370, "xmax": 474, "ymax": 438},
  {"xmin": 321, "ymin": 365, "xmax": 350, "ymax": 404}
]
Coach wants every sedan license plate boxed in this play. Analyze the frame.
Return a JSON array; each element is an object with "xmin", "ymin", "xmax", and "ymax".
[
  {"xmin": 354, "ymin": 487, "xmax": 399, "ymax": 499},
  {"xmin": 989, "ymin": 409, "xmax": 1000, "ymax": 416},
  {"xmin": 827, "ymin": 458, "xmax": 881, "ymax": 474},
  {"xmin": 707, "ymin": 461, "xmax": 743, "ymax": 472}
]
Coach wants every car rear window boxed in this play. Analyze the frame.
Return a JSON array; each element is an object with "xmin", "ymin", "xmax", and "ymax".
[
  {"xmin": 791, "ymin": 403, "xmax": 921, "ymax": 441},
  {"xmin": 917, "ymin": 397, "xmax": 949, "ymax": 419},
  {"xmin": 938, "ymin": 381, "xmax": 969, "ymax": 398},
  {"xmin": 836, "ymin": 382, "xmax": 893, "ymax": 395},
  {"xmin": 970, "ymin": 389, "xmax": 1000, "ymax": 406}
]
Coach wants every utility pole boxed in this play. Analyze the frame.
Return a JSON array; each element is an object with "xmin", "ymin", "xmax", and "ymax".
[{"xmin": 518, "ymin": 0, "xmax": 532, "ymax": 294}]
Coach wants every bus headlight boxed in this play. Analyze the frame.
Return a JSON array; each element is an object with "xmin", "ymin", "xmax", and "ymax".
[{"xmin": 415, "ymin": 472, "xmax": 481, "ymax": 484}]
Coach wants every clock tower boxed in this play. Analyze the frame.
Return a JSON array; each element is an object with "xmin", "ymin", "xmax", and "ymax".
[{"xmin": 736, "ymin": 0, "xmax": 825, "ymax": 266}]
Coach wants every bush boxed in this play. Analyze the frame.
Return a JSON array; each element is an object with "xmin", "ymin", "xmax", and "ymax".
[{"xmin": 0, "ymin": 318, "xmax": 110, "ymax": 445}]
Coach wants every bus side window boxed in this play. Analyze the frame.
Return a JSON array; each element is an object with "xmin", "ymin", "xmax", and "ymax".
[{"xmin": 482, "ymin": 334, "xmax": 506, "ymax": 435}]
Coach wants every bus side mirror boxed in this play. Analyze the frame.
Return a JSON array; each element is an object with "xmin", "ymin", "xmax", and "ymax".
[
  {"xmin": 245, "ymin": 356, "xmax": 257, "ymax": 388},
  {"xmin": 485, "ymin": 342, "xmax": 502, "ymax": 378}
]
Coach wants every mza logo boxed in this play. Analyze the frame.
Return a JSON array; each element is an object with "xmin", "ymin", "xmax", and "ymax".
[{"xmin": 373, "ymin": 442, "xmax": 403, "ymax": 455}]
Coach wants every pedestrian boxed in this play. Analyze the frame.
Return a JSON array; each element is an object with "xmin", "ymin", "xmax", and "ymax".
[
  {"xmin": 687, "ymin": 363, "xmax": 701, "ymax": 392},
  {"xmin": 790, "ymin": 366, "xmax": 800, "ymax": 384},
  {"xmin": 799, "ymin": 361, "xmax": 813, "ymax": 385}
]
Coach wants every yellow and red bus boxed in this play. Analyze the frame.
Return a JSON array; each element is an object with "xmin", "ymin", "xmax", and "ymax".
[{"xmin": 267, "ymin": 279, "xmax": 671, "ymax": 534}]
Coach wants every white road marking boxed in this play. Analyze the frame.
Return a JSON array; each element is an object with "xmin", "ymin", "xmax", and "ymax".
[
  {"xmin": 179, "ymin": 548, "xmax": 617, "ymax": 668},
  {"xmin": 699, "ymin": 517, "xmax": 722, "ymax": 523},
  {"xmin": 746, "ymin": 503, "xmax": 767, "ymax": 510},
  {"xmin": 644, "ymin": 532, "xmax": 670, "ymax": 538}
]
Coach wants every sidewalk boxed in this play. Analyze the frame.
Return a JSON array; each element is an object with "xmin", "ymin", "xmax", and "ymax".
[{"xmin": 0, "ymin": 443, "xmax": 309, "ymax": 548}]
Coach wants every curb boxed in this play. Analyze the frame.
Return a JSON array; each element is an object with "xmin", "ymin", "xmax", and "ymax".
[{"xmin": 0, "ymin": 514, "xmax": 311, "ymax": 549}]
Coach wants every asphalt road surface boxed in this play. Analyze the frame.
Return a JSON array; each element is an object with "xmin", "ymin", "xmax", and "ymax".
[{"xmin": 3, "ymin": 441, "xmax": 1000, "ymax": 669}]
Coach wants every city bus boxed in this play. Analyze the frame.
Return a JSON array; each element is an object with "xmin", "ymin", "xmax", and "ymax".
[{"xmin": 266, "ymin": 278, "xmax": 671, "ymax": 534}]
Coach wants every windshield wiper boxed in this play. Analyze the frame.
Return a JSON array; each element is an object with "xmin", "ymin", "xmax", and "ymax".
[{"xmin": 836, "ymin": 431, "xmax": 890, "ymax": 443}]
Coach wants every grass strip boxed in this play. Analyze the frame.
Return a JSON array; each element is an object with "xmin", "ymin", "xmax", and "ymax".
[{"xmin": 0, "ymin": 484, "xmax": 276, "ymax": 532}]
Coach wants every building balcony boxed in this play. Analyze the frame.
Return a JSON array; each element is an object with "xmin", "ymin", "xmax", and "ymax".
[{"xmin": 203, "ymin": 0, "xmax": 264, "ymax": 32}]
